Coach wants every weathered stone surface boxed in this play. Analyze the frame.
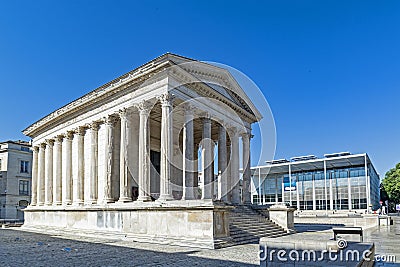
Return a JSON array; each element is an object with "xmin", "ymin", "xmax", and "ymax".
[{"xmin": 22, "ymin": 54, "xmax": 260, "ymax": 249}]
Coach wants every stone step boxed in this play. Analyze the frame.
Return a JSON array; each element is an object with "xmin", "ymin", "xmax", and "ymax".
[
  {"xmin": 230, "ymin": 223, "xmax": 280, "ymax": 229},
  {"xmin": 230, "ymin": 230, "xmax": 288, "ymax": 238},
  {"xmin": 230, "ymin": 230, "xmax": 283, "ymax": 238},
  {"xmin": 230, "ymin": 227, "xmax": 283, "ymax": 234},
  {"xmin": 227, "ymin": 205, "xmax": 288, "ymax": 247}
]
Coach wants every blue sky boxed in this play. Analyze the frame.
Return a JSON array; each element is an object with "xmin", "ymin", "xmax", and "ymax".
[{"xmin": 0, "ymin": 1, "xmax": 399, "ymax": 177}]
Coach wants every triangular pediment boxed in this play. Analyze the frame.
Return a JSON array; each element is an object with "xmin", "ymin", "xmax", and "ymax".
[
  {"xmin": 23, "ymin": 53, "xmax": 262, "ymax": 137},
  {"xmin": 164, "ymin": 53, "xmax": 262, "ymax": 121}
]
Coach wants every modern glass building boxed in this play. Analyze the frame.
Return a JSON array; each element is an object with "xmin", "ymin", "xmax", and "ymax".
[{"xmin": 251, "ymin": 153, "xmax": 380, "ymax": 211}]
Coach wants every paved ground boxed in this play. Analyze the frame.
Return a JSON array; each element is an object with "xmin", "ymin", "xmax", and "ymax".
[
  {"xmin": 0, "ymin": 229, "xmax": 259, "ymax": 267},
  {"xmin": 1, "ymin": 217, "xmax": 399, "ymax": 266}
]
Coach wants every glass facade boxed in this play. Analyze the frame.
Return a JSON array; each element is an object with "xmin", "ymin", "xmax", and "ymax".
[{"xmin": 251, "ymin": 155, "xmax": 380, "ymax": 211}]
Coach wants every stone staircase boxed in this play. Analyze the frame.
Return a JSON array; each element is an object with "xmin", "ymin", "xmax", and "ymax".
[{"xmin": 215, "ymin": 205, "xmax": 289, "ymax": 248}]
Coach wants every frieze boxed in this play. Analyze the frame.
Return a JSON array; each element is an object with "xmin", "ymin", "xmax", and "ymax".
[{"xmin": 24, "ymin": 54, "xmax": 259, "ymax": 138}]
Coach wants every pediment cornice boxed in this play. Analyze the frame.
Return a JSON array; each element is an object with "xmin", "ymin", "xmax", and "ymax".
[{"xmin": 23, "ymin": 53, "xmax": 261, "ymax": 138}]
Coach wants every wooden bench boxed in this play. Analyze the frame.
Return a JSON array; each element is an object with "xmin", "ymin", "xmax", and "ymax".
[{"xmin": 332, "ymin": 227, "xmax": 363, "ymax": 242}]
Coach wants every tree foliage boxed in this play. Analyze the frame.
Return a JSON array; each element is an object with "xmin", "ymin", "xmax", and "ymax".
[{"xmin": 382, "ymin": 162, "xmax": 400, "ymax": 204}]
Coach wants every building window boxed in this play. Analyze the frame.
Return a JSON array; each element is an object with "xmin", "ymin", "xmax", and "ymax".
[
  {"xmin": 20, "ymin": 161, "xmax": 29, "ymax": 173},
  {"xmin": 21, "ymin": 146, "xmax": 30, "ymax": 152},
  {"xmin": 19, "ymin": 180, "xmax": 29, "ymax": 195}
]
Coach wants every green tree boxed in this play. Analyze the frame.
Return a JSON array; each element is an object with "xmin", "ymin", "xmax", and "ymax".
[{"xmin": 382, "ymin": 163, "xmax": 400, "ymax": 204}]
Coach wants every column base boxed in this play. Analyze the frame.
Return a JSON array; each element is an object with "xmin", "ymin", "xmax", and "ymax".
[
  {"xmin": 181, "ymin": 196, "xmax": 196, "ymax": 200},
  {"xmin": 73, "ymin": 200, "xmax": 84, "ymax": 206},
  {"xmin": 104, "ymin": 198, "xmax": 115, "ymax": 203},
  {"xmin": 85, "ymin": 199, "xmax": 98, "ymax": 205},
  {"xmin": 118, "ymin": 197, "xmax": 132, "ymax": 203},
  {"xmin": 63, "ymin": 200, "xmax": 72, "ymax": 205},
  {"xmin": 137, "ymin": 196, "xmax": 152, "ymax": 202},
  {"xmin": 45, "ymin": 202, "xmax": 53, "ymax": 206},
  {"xmin": 157, "ymin": 194, "xmax": 174, "ymax": 202},
  {"xmin": 54, "ymin": 201, "xmax": 62, "ymax": 206}
]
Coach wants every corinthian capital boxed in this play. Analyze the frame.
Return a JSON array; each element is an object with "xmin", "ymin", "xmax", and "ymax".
[
  {"xmin": 90, "ymin": 121, "xmax": 100, "ymax": 131},
  {"xmin": 135, "ymin": 100, "xmax": 153, "ymax": 114},
  {"xmin": 65, "ymin": 131, "xmax": 74, "ymax": 140},
  {"xmin": 45, "ymin": 139, "xmax": 55, "ymax": 146},
  {"xmin": 157, "ymin": 93, "xmax": 175, "ymax": 106},
  {"xmin": 103, "ymin": 115, "xmax": 118, "ymax": 127},
  {"xmin": 55, "ymin": 135, "xmax": 64, "ymax": 144},
  {"xmin": 74, "ymin": 126, "xmax": 87, "ymax": 136},
  {"xmin": 226, "ymin": 125, "xmax": 239, "ymax": 137},
  {"xmin": 240, "ymin": 130, "xmax": 252, "ymax": 140}
]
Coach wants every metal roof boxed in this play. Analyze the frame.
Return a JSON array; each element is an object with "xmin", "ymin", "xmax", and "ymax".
[{"xmin": 252, "ymin": 153, "xmax": 372, "ymax": 175}]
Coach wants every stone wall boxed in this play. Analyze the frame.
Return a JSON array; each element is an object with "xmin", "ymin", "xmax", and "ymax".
[{"xmin": 23, "ymin": 203, "xmax": 231, "ymax": 249}]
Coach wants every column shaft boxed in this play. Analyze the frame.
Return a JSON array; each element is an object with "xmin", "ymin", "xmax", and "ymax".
[
  {"xmin": 182, "ymin": 105, "xmax": 195, "ymax": 200},
  {"xmin": 74, "ymin": 127, "xmax": 85, "ymax": 204},
  {"xmin": 242, "ymin": 132, "xmax": 252, "ymax": 204},
  {"xmin": 218, "ymin": 125, "xmax": 228, "ymax": 202},
  {"xmin": 104, "ymin": 116, "xmax": 116, "ymax": 203},
  {"xmin": 64, "ymin": 132, "xmax": 73, "ymax": 205},
  {"xmin": 119, "ymin": 109, "xmax": 132, "ymax": 202},
  {"xmin": 136, "ymin": 102, "xmax": 151, "ymax": 201},
  {"xmin": 45, "ymin": 140, "xmax": 54, "ymax": 205},
  {"xmin": 230, "ymin": 129, "xmax": 240, "ymax": 204},
  {"xmin": 201, "ymin": 117, "xmax": 213, "ymax": 199},
  {"xmin": 158, "ymin": 94, "xmax": 174, "ymax": 201},
  {"xmin": 193, "ymin": 144, "xmax": 199, "ymax": 199},
  {"xmin": 37, "ymin": 144, "xmax": 46, "ymax": 205},
  {"xmin": 226, "ymin": 142, "xmax": 232, "ymax": 203},
  {"xmin": 54, "ymin": 136, "xmax": 63, "ymax": 205},
  {"xmin": 31, "ymin": 146, "xmax": 39, "ymax": 206},
  {"xmin": 89, "ymin": 122, "xmax": 99, "ymax": 204}
]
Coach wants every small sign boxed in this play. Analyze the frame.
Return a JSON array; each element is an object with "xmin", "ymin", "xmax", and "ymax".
[
  {"xmin": 396, "ymin": 204, "xmax": 400, "ymax": 211},
  {"xmin": 283, "ymin": 177, "xmax": 296, "ymax": 191}
]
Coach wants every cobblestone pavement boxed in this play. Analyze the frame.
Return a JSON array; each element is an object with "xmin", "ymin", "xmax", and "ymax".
[
  {"xmin": 0, "ymin": 229, "xmax": 259, "ymax": 267},
  {"xmin": 2, "ymin": 217, "xmax": 400, "ymax": 267}
]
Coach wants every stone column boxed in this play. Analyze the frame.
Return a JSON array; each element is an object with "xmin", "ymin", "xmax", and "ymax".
[
  {"xmin": 37, "ymin": 143, "xmax": 46, "ymax": 206},
  {"xmin": 53, "ymin": 136, "xmax": 63, "ymax": 205},
  {"xmin": 229, "ymin": 128, "xmax": 240, "ymax": 204},
  {"xmin": 63, "ymin": 132, "xmax": 73, "ymax": 205},
  {"xmin": 201, "ymin": 116, "xmax": 213, "ymax": 200},
  {"xmin": 119, "ymin": 108, "xmax": 132, "ymax": 202},
  {"xmin": 30, "ymin": 146, "xmax": 39, "ymax": 206},
  {"xmin": 104, "ymin": 116, "xmax": 116, "ymax": 203},
  {"xmin": 45, "ymin": 139, "xmax": 54, "ymax": 205},
  {"xmin": 74, "ymin": 127, "xmax": 85, "ymax": 205},
  {"xmin": 193, "ymin": 143, "xmax": 199, "ymax": 199},
  {"xmin": 182, "ymin": 104, "xmax": 195, "ymax": 200},
  {"xmin": 158, "ymin": 93, "xmax": 174, "ymax": 202},
  {"xmin": 88, "ymin": 122, "xmax": 99, "ymax": 204},
  {"xmin": 218, "ymin": 124, "xmax": 228, "ymax": 202},
  {"xmin": 211, "ymin": 141, "xmax": 216, "ymax": 199},
  {"xmin": 226, "ymin": 142, "xmax": 232, "ymax": 203},
  {"xmin": 136, "ymin": 101, "xmax": 152, "ymax": 201},
  {"xmin": 242, "ymin": 131, "xmax": 252, "ymax": 204}
]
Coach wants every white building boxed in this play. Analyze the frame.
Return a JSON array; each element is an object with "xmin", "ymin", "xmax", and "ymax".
[
  {"xmin": 251, "ymin": 152, "xmax": 380, "ymax": 212},
  {"xmin": 0, "ymin": 140, "xmax": 32, "ymax": 220},
  {"xmin": 22, "ymin": 53, "xmax": 261, "ymax": 248}
]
